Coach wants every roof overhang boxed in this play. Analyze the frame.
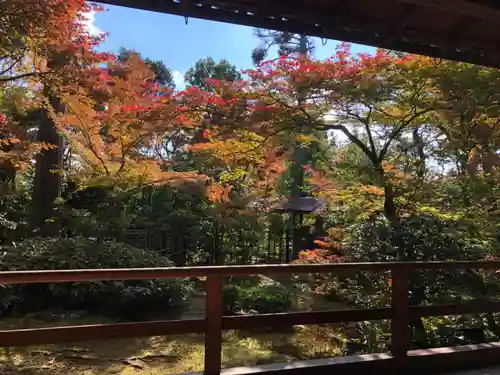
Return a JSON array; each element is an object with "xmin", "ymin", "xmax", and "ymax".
[{"xmin": 97, "ymin": 0, "xmax": 500, "ymax": 68}]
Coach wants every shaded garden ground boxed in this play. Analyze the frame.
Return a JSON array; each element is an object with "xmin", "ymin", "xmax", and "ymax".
[{"xmin": 0, "ymin": 278, "xmax": 350, "ymax": 374}]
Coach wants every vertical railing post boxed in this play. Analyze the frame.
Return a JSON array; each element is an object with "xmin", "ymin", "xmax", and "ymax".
[
  {"xmin": 391, "ymin": 266, "xmax": 410, "ymax": 358},
  {"xmin": 205, "ymin": 274, "xmax": 223, "ymax": 375}
]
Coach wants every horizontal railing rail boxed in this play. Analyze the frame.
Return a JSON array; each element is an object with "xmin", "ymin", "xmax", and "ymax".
[
  {"xmin": 1, "ymin": 261, "xmax": 500, "ymax": 375},
  {"xmin": 2, "ymin": 260, "xmax": 500, "ymax": 284}
]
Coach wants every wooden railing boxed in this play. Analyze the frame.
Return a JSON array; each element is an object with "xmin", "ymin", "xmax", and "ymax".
[{"xmin": 2, "ymin": 261, "xmax": 500, "ymax": 375}]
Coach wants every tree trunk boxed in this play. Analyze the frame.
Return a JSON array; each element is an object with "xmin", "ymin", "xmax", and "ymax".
[
  {"xmin": 290, "ymin": 35, "xmax": 309, "ymax": 200},
  {"xmin": 412, "ymin": 128, "xmax": 426, "ymax": 180},
  {"xmin": 383, "ymin": 184, "xmax": 398, "ymax": 224},
  {"xmin": 31, "ymin": 96, "xmax": 63, "ymax": 236},
  {"xmin": 376, "ymin": 165, "xmax": 399, "ymax": 228},
  {"xmin": 0, "ymin": 160, "xmax": 16, "ymax": 192},
  {"xmin": 289, "ymin": 35, "xmax": 310, "ymax": 260}
]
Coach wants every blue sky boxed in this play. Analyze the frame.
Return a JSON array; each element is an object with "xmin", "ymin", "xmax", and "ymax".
[{"xmin": 88, "ymin": 4, "xmax": 375, "ymax": 88}]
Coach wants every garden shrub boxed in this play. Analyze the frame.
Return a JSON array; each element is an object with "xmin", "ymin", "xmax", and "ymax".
[
  {"xmin": 329, "ymin": 214, "xmax": 497, "ymax": 350},
  {"xmin": 222, "ymin": 277, "xmax": 292, "ymax": 315},
  {"xmin": 0, "ymin": 237, "xmax": 187, "ymax": 320}
]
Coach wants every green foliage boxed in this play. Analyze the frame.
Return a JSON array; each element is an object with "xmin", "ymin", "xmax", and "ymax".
[
  {"xmin": 333, "ymin": 214, "xmax": 490, "ymax": 308},
  {"xmin": 184, "ymin": 57, "xmax": 241, "ymax": 90},
  {"xmin": 118, "ymin": 47, "xmax": 175, "ymax": 88},
  {"xmin": 315, "ymin": 214, "xmax": 500, "ymax": 350},
  {"xmin": 251, "ymin": 29, "xmax": 314, "ymax": 65},
  {"xmin": 222, "ymin": 277, "xmax": 292, "ymax": 315},
  {"xmin": 144, "ymin": 58, "xmax": 175, "ymax": 88},
  {"xmin": 0, "ymin": 237, "xmax": 187, "ymax": 319},
  {"xmin": 349, "ymin": 321, "xmax": 391, "ymax": 354},
  {"xmin": 350, "ymin": 214, "xmax": 487, "ymax": 263},
  {"xmin": 123, "ymin": 186, "xmax": 270, "ymax": 265},
  {"xmin": 5, "ymin": 24, "xmax": 500, "ymax": 356}
]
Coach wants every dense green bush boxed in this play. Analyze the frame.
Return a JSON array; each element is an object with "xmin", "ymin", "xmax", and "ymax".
[
  {"xmin": 0, "ymin": 237, "xmax": 187, "ymax": 320},
  {"xmin": 350, "ymin": 214, "xmax": 487, "ymax": 263},
  {"xmin": 222, "ymin": 277, "xmax": 292, "ymax": 315},
  {"xmin": 333, "ymin": 214, "xmax": 488, "ymax": 308},
  {"xmin": 330, "ymin": 214, "xmax": 499, "ymax": 350}
]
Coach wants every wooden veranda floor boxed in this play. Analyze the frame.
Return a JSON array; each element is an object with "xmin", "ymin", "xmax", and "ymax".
[{"xmin": 452, "ymin": 367, "xmax": 500, "ymax": 375}]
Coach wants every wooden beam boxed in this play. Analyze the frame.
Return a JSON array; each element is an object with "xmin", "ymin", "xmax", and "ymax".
[
  {"xmin": 440, "ymin": 15, "xmax": 473, "ymax": 59},
  {"xmin": 329, "ymin": 0, "xmax": 349, "ymax": 25},
  {"xmin": 410, "ymin": 301, "xmax": 500, "ymax": 317},
  {"xmin": 0, "ymin": 319, "xmax": 204, "ymax": 347},
  {"xmin": 398, "ymin": 0, "xmax": 500, "ymax": 20},
  {"xmin": 3, "ymin": 261, "xmax": 500, "ymax": 284},
  {"xmin": 3, "ymin": 299, "xmax": 500, "ymax": 349},
  {"xmin": 299, "ymin": 6, "xmax": 494, "ymax": 58},
  {"xmin": 223, "ymin": 308, "xmax": 392, "ymax": 329},
  {"xmin": 95, "ymin": 0, "xmax": 500, "ymax": 67},
  {"xmin": 385, "ymin": 2, "xmax": 416, "ymax": 45}
]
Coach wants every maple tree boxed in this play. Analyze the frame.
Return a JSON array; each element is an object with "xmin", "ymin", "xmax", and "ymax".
[
  {"xmin": 118, "ymin": 48, "xmax": 176, "ymax": 88},
  {"xmin": 252, "ymin": 29, "xmax": 319, "ymax": 205},
  {"xmin": 1, "ymin": 0, "xmax": 106, "ymax": 232},
  {"xmin": 185, "ymin": 57, "xmax": 241, "ymax": 91},
  {"xmin": 422, "ymin": 60, "xmax": 500, "ymax": 248},
  {"xmin": 188, "ymin": 45, "xmax": 439, "ymax": 220},
  {"xmin": 3, "ymin": 1, "xmax": 500, "ymax": 356},
  {"xmin": 0, "ymin": 86, "xmax": 41, "ymax": 190},
  {"xmin": 1, "ymin": 0, "xmax": 213, "ymax": 233},
  {"xmin": 1, "ymin": 0, "xmax": 100, "ymax": 182},
  {"xmin": 58, "ymin": 51, "xmax": 208, "ymax": 188},
  {"xmin": 1, "ymin": 0, "xmax": 109, "ymax": 85}
]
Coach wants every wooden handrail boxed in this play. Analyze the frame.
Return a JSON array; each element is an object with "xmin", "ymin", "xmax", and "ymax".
[
  {"xmin": 2, "ymin": 261, "xmax": 500, "ymax": 375},
  {"xmin": 1, "ymin": 260, "xmax": 500, "ymax": 284}
]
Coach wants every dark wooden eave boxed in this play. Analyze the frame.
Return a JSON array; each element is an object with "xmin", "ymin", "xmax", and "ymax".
[{"xmin": 96, "ymin": 0, "xmax": 500, "ymax": 68}]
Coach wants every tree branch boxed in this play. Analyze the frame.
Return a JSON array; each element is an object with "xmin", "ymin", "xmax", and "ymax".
[
  {"xmin": 362, "ymin": 107, "xmax": 377, "ymax": 155},
  {"xmin": 0, "ymin": 71, "xmax": 46, "ymax": 83},
  {"xmin": 324, "ymin": 123, "xmax": 378, "ymax": 164},
  {"xmin": 65, "ymin": 104, "xmax": 110, "ymax": 175},
  {"xmin": 0, "ymin": 55, "xmax": 24, "ymax": 76},
  {"xmin": 378, "ymin": 107, "xmax": 434, "ymax": 162}
]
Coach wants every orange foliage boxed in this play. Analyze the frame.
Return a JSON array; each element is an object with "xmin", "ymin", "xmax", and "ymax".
[
  {"xmin": 362, "ymin": 185, "xmax": 385, "ymax": 196},
  {"xmin": 295, "ymin": 226, "xmax": 348, "ymax": 264},
  {"xmin": 296, "ymin": 249, "xmax": 350, "ymax": 264},
  {"xmin": 183, "ymin": 45, "xmax": 435, "ymax": 201},
  {"xmin": 189, "ymin": 52, "xmax": 364, "ymax": 190},
  {"xmin": 0, "ymin": 0, "xmax": 107, "ymax": 178},
  {"xmin": 303, "ymin": 164, "xmax": 335, "ymax": 193},
  {"xmin": 206, "ymin": 183, "xmax": 232, "ymax": 203},
  {"xmin": 1, "ymin": 0, "xmax": 212, "ymax": 189},
  {"xmin": 56, "ymin": 52, "xmax": 208, "ymax": 186},
  {"xmin": 0, "ymin": 116, "xmax": 50, "ymax": 174}
]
